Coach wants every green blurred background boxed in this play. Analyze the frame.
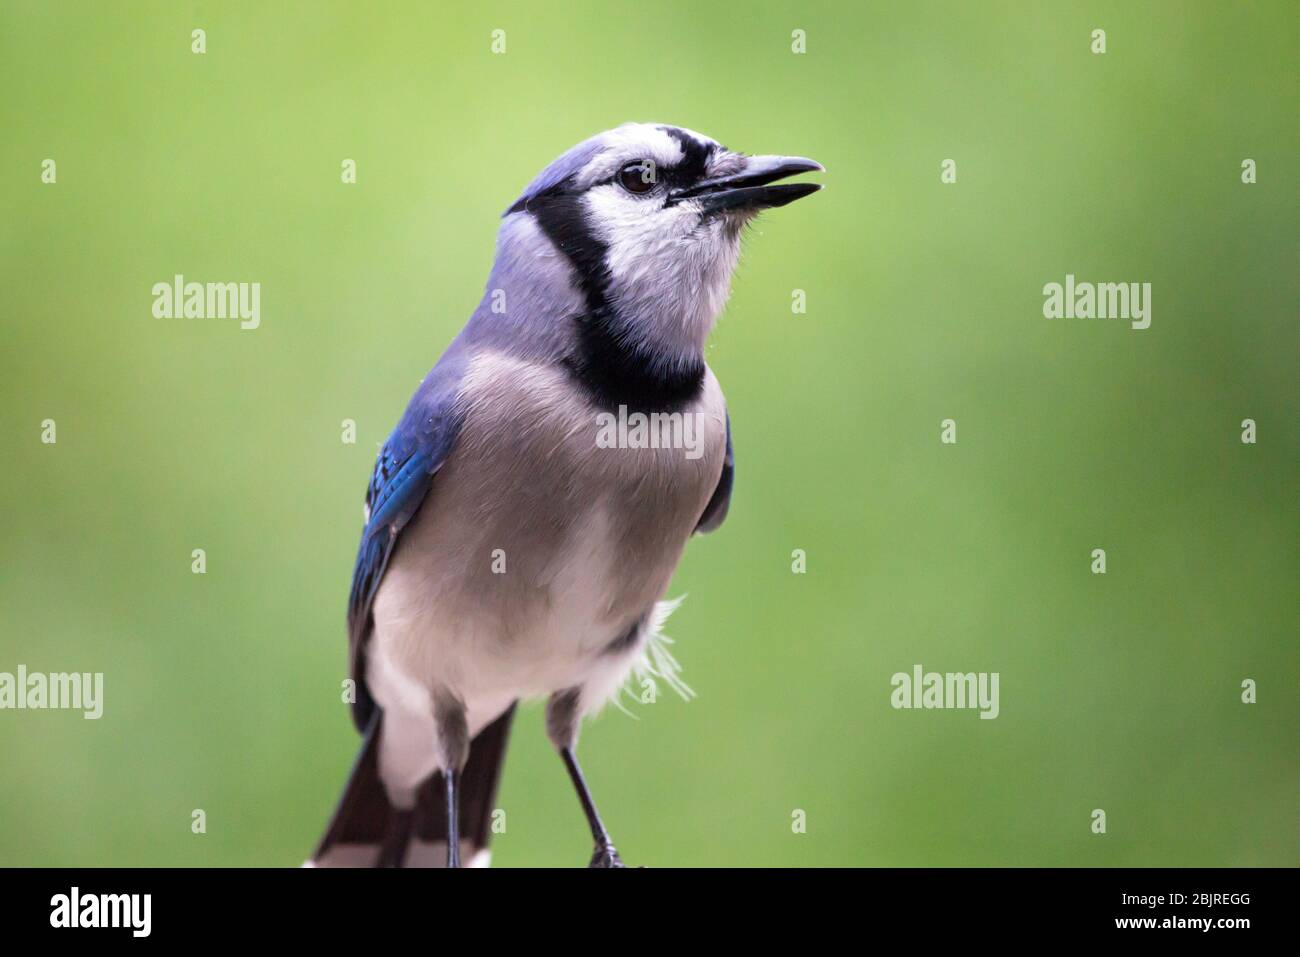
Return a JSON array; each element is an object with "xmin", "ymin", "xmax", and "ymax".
[{"xmin": 1, "ymin": 1, "xmax": 1296, "ymax": 867}]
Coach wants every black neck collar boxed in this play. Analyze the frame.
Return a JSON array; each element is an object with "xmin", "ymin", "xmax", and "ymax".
[{"xmin": 563, "ymin": 308, "xmax": 705, "ymax": 414}]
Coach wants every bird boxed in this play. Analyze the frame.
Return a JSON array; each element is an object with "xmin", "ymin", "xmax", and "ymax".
[{"xmin": 309, "ymin": 123, "xmax": 822, "ymax": 867}]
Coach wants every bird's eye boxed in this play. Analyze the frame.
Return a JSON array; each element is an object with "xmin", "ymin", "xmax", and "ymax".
[{"xmin": 617, "ymin": 160, "xmax": 657, "ymax": 194}]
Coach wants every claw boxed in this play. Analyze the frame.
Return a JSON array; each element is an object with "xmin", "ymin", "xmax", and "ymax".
[{"xmin": 588, "ymin": 843, "xmax": 626, "ymax": 868}]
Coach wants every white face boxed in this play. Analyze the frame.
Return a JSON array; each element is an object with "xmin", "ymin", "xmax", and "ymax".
[
  {"xmin": 498, "ymin": 123, "xmax": 820, "ymax": 362},
  {"xmin": 576, "ymin": 124, "xmax": 751, "ymax": 353}
]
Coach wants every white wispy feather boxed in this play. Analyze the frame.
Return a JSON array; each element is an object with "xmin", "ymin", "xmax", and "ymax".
[{"xmin": 608, "ymin": 595, "xmax": 696, "ymax": 717}]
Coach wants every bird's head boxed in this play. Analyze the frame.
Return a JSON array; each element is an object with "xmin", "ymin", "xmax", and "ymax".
[{"xmin": 490, "ymin": 123, "xmax": 822, "ymax": 359}]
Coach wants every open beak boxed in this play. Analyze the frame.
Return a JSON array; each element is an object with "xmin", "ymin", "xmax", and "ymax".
[{"xmin": 668, "ymin": 155, "xmax": 824, "ymax": 213}]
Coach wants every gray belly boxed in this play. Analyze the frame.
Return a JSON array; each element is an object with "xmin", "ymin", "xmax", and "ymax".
[{"xmin": 369, "ymin": 349, "xmax": 728, "ymax": 716}]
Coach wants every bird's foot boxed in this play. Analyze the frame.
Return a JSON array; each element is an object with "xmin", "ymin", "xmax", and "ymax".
[{"xmin": 588, "ymin": 843, "xmax": 625, "ymax": 868}]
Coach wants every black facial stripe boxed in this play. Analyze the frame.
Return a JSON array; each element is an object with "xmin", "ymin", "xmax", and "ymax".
[
  {"xmin": 505, "ymin": 177, "xmax": 567, "ymax": 216},
  {"xmin": 658, "ymin": 126, "xmax": 715, "ymax": 180},
  {"xmin": 590, "ymin": 165, "xmax": 692, "ymax": 193},
  {"xmin": 512, "ymin": 168, "xmax": 707, "ymax": 414},
  {"xmin": 528, "ymin": 186, "xmax": 611, "ymax": 312}
]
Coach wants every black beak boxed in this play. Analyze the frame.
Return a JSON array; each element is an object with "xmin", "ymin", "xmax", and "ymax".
[{"xmin": 668, "ymin": 155, "xmax": 824, "ymax": 213}]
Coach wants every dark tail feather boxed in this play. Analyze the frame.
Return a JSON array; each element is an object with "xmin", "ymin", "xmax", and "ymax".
[{"xmin": 310, "ymin": 704, "xmax": 517, "ymax": 867}]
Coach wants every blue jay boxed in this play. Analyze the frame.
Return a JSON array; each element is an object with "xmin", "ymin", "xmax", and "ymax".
[{"xmin": 311, "ymin": 123, "xmax": 821, "ymax": 867}]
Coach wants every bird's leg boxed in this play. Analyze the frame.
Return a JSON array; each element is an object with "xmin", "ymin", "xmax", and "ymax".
[
  {"xmin": 443, "ymin": 768, "xmax": 461, "ymax": 868},
  {"xmin": 433, "ymin": 694, "xmax": 470, "ymax": 868},
  {"xmin": 560, "ymin": 745, "xmax": 624, "ymax": 868},
  {"xmin": 547, "ymin": 689, "xmax": 625, "ymax": 868}
]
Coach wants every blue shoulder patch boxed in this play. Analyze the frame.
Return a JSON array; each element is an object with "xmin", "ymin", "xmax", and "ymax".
[{"xmin": 346, "ymin": 344, "xmax": 468, "ymax": 731}]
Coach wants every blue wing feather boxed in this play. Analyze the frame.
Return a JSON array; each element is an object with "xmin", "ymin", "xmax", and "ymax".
[{"xmin": 346, "ymin": 343, "xmax": 468, "ymax": 731}]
